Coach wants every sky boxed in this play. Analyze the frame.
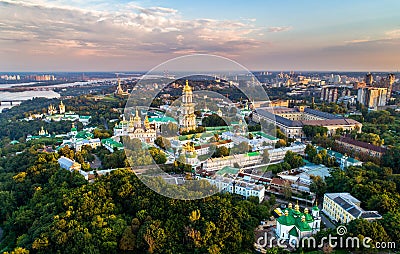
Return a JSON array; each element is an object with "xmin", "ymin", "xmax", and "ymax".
[{"xmin": 1, "ymin": 0, "xmax": 400, "ymax": 72}]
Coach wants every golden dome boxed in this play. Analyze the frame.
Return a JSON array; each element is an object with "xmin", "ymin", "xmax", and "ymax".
[
  {"xmin": 183, "ymin": 80, "xmax": 192, "ymax": 93},
  {"xmin": 134, "ymin": 109, "xmax": 141, "ymax": 121}
]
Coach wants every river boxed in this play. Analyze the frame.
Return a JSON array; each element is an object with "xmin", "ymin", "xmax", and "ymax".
[
  {"xmin": 0, "ymin": 90, "xmax": 60, "ymax": 112},
  {"xmin": 0, "ymin": 77, "xmax": 132, "ymax": 112}
]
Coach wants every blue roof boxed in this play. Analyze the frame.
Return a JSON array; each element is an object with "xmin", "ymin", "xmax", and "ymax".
[
  {"xmin": 256, "ymin": 109, "xmax": 302, "ymax": 127},
  {"xmin": 304, "ymin": 108, "xmax": 343, "ymax": 119}
]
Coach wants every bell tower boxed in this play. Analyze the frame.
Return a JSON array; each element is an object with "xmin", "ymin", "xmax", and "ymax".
[{"xmin": 179, "ymin": 80, "xmax": 196, "ymax": 132}]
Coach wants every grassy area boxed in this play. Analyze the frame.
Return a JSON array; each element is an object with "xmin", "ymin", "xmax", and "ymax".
[
  {"xmin": 101, "ymin": 95, "xmax": 120, "ymax": 102},
  {"xmin": 266, "ymin": 163, "xmax": 281, "ymax": 173},
  {"xmin": 258, "ymin": 166, "xmax": 272, "ymax": 172}
]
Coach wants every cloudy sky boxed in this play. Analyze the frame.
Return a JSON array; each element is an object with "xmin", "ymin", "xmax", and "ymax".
[{"xmin": 1, "ymin": 0, "xmax": 400, "ymax": 71}]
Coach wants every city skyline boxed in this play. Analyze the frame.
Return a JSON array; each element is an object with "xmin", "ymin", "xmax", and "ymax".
[{"xmin": 1, "ymin": 0, "xmax": 400, "ymax": 72}]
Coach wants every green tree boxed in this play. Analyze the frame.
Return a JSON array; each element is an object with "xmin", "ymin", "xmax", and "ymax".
[
  {"xmin": 232, "ymin": 141, "xmax": 250, "ymax": 154},
  {"xmin": 148, "ymin": 147, "xmax": 167, "ymax": 164},
  {"xmin": 154, "ymin": 137, "xmax": 171, "ymax": 150},
  {"xmin": 283, "ymin": 151, "xmax": 305, "ymax": 169},
  {"xmin": 309, "ymin": 175, "xmax": 327, "ymax": 197},
  {"xmin": 201, "ymin": 114, "xmax": 227, "ymax": 127},
  {"xmin": 303, "ymin": 125, "xmax": 328, "ymax": 138},
  {"xmin": 305, "ymin": 144, "xmax": 317, "ymax": 160},
  {"xmin": 214, "ymin": 146, "xmax": 229, "ymax": 158}
]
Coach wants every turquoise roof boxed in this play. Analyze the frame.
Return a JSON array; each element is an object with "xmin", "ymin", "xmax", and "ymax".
[
  {"xmin": 102, "ymin": 138, "xmax": 123, "ymax": 148},
  {"xmin": 75, "ymin": 131, "xmax": 94, "ymax": 139},
  {"xmin": 216, "ymin": 166, "xmax": 239, "ymax": 176},
  {"xmin": 316, "ymin": 146, "xmax": 361, "ymax": 164},
  {"xmin": 148, "ymin": 117, "xmax": 177, "ymax": 123},
  {"xmin": 251, "ymin": 131, "xmax": 279, "ymax": 141}
]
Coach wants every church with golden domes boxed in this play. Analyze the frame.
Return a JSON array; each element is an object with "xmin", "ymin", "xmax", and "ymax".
[
  {"xmin": 48, "ymin": 101, "xmax": 66, "ymax": 115},
  {"xmin": 276, "ymin": 202, "xmax": 321, "ymax": 245},
  {"xmin": 113, "ymin": 109, "xmax": 156, "ymax": 143},
  {"xmin": 115, "ymin": 78, "xmax": 129, "ymax": 96}
]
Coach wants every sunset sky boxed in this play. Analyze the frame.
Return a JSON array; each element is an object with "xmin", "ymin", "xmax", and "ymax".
[{"xmin": 1, "ymin": 0, "xmax": 400, "ymax": 72}]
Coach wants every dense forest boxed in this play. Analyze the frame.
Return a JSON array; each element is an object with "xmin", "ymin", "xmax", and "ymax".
[{"xmin": 0, "ymin": 148, "xmax": 270, "ymax": 253}]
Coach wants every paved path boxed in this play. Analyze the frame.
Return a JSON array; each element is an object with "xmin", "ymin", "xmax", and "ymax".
[
  {"xmin": 90, "ymin": 154, "xmax": 102, "ymax": 169},
  {"xmin": 321, "ymin": 212, "xmax": 336, "ymax": 229}
]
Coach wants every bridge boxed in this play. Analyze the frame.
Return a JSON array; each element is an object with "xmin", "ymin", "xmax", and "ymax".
[{"xmin": 0, "ymin": 100, "xmax": 23, "ymax": 106}]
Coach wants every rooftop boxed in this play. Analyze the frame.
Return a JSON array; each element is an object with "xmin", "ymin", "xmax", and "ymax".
[
  {"xmin": 325, "ymin": 192, "xmax": 382, "ymax": 220},
  {"xmin": 338, "ymin": 136, "xmax": 387, "ymax": 154},
  {"xmin": 255, "ymin": 107, "xmax": 361, "ymax": 128}
]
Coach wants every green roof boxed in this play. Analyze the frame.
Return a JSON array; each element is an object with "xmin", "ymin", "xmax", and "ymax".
[
  {"xmin": 80, "ymin": 116, "xmax": 91, "ymax": 119},
  {"xmin": 247, "ymin": 152, "xmax": 260, "ymax": 157},
  {"xmin": 292, "ymin": 209, "xmax": 302, "ymax": 216},
  {"xmin": 305, "ymin": 213, "xmax": 314, "ymax": 222},
  {"xmin": 289, "ymin": 227, "xmax": 299, "ymax": 237},
  {"xmin": 295, "ymin": 217, "xmax": 312, "ymax": 232},
  {"xmin": 277, "ymin": 214, "xmax": 296, "ymax": 226},
  {"xmin": 312, "ymin": 205, "xmax": 319, "ymax": 211},
  {"xmin": 10, "ymin": 140, "xmax": 20, "ymax": 145},
  {"xmin": 216, "ymin": 166, "xmax": 239, "ymax": 176},
  {"xmin": 205, "ymin": 126, "xmax": 230, "ymax": 131}
]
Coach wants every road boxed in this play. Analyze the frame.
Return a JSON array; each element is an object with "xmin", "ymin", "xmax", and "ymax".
[
  {"xmin": 90, "ymin": 154, "xmax": 102, "ymax": 169},
  {"xmin": 321, "ymin": 212, "xmax": 336, "ymax": 229}
]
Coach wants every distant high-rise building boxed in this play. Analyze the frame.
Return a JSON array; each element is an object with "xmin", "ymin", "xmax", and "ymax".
[
  {"xmin": 320, "ymin": 87, "xmax": 338, "ymax": 103},
  {"xmin": 387, "ymin": 73, "xmax": 395, "ymax": 102},
  {"xmin": 342, "ymin": 89, "xmax": 351, "ymax": 97},
  {"xmin": 365, "ymin": 73, "xmax": 374, "ymax": 85},
  {"xmin": 357, "ymin": 87, "xmax": 388, "ymax": 109},
  {"xmin": 333, "ymin": 75, "xmax": 341, "ymax": 84},
  {"xmin": 353, "ymin": 82, "xmax": 366, "ymax": 90}
]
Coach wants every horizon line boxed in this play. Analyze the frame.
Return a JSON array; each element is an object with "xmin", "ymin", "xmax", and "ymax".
[{"xmin": 0, "ymin": 70, "xmax": 399, "ymax": 74}]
